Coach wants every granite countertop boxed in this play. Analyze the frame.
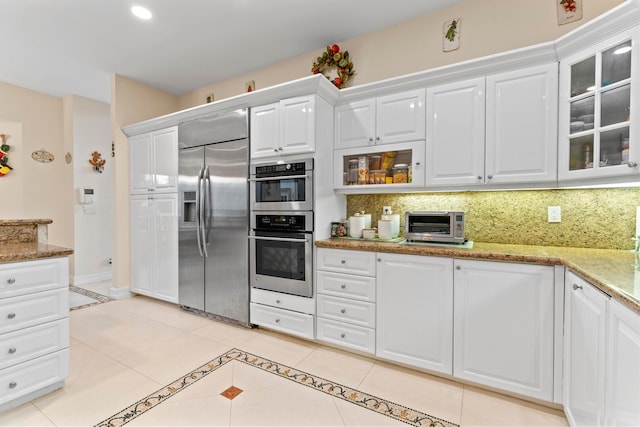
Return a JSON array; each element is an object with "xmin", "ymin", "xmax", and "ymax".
[
  {"xmin": 316, "ymin": 238, "xmax": 640, "ymax": 314},
  {"xmin": 0, "ymin": 219, "xmax": 53, "ymax": 226},
  {"xmin": 0, "ymin": 242, "xmax": 74, "ymax": 263}
]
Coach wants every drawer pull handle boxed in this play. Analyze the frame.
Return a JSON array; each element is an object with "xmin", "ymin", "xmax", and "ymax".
[
  {"xmin": 9, "ymin": 382, "xmax": 17, "ymax": 389},
  {"xmin": 7, "ymin": 277, "xmax": 15, "ymax": 284},
  {"xmin": 8, "ymin": 347, "xmax": 16, "ymax": 354},
  {"xmin": 7, "ymin": 313, "xmax": 16, "ymax": 319},
  {"xmin": 572, "ymin": 283, "xmax": 583, "ymax": 290},
  {"xmin": 340, "ymin": 333, "xmax": 346, "ymax": 339},
  {"xmin": 275, "ymin": 318, "xmax": 280, "ymax": 323},
  {"xmin": 340, "ymin": 284, "xmax": 346, "ymax": 289},
  {"xmin": 276, "ymin": 300, "xmax": 281, "ymax": 304},
  {"xmin": 340, "ymin": 260, "xmax": 346, "ymax": 264},
  {"xmin": 455, "ymin": 265, "xmax": 461, "ymax": 270},
  {"xmin": 340, "ymin": 309, "xmax": 346, "ymax": 314}
]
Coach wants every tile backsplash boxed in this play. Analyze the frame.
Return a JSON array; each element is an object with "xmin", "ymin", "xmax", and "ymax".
[{"xmin": 346, "ymin": 188, "xmax": 640, "ymax": 250}]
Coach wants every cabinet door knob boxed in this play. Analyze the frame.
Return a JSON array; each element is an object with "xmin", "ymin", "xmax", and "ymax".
[
  {"xmin": 340, "ymin": 284, "xmax": 346, "ymax": 289},
  {"xmin": 455, "ymin": 265, "xmax": 461, "ymax": 270},
  {"xmin": 628, "ymin": 161, "xmax": 638, "ymax": 168},
  {"xmin": 7, "ymin": 277, "xmax": 15, "ymax": 285},
  {"xmin": 340, "ymin": 333, "xmax": 346, "ymax": 338},
  {"xmin": 275, "ymin": 300, "xmax": 281, "ymax": 304},
  {"xmin": 340, "ymin": 260, "xmax": 346, "ymax": 264},
  {"xmin": 7, "ymin": 313, "xmax": 15, "ymax": 319},
  {"xmin": 477, "ymin": 176, "xmax": 482, "ymax": 180},
  {"xmin": 9, "ymin": 381, "xmax": 17, "ymax": 389},
  {"xmin": 275, "ymin": 318, "xmax": 280, "ymax": 323},
  {"xmin": 8, "ymin": 347, "xmax": 16, "ymax": 354},
  {"xmin": 572, "ymin": 283, "xmax": 583, "ymax": 290},
  {"xmin": 368, "ymin": 137, "xmax": 374, "ymax": 142},
  {"xmin": 376, "ymin": 136, "xmax": 380, "ymax": 141},
  {"xmin": 487, "ymin": 175, "xmax": 493, "ymax": 179},
  {"xmin": 415, "ymin": 162, "xmax": 421, "ymax": 166},
  {"xmin": 273, "ymin": 148, "xmax": 279, "ymax": 152},
  {"xmin": 377, "ymin": 258, "xmax": 382, "ymax": 262},
  {"xmin": 340, "ymin": 309, "xmax": 346, "ymax": 314},
  {"xmin": 278, "ymin": 147, "xmax": 283, "ymax": 151}
]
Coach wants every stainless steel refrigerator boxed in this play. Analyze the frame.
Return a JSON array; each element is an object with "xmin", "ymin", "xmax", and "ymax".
[{"xmin": 177, "ymin": 109, "xmax": 249, "ymax": 325}]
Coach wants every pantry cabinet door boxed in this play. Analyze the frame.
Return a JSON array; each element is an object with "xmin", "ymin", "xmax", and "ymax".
[
  {"xmin": 426, "ymin": 78, "xmax": 485, "ymax": 187},
  {"xmin": 485, "ymin": 63, "xmax": 558, "ymax": 184},
  {"xmin": 152, "ymin": 127, "xmax": 178, "ymax": 193},
  {"xmin": 129, "ymin": 133, "xmax": 153, "ymax": 194},
  {"xmin": 130, "ymin": 196, "xmax": 153, "ymax": 296},
  {"xmin": 152, "ymin": 194, "xmax": 179, "ymax": 304}
]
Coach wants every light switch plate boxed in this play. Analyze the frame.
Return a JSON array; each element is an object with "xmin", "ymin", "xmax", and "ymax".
[{"xmin": 548, "ymin": 206, "xmax": 561, "ymax": 223}]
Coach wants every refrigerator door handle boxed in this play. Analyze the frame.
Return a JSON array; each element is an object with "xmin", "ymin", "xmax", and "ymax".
[
  {"xmin": 195, "ymin": 165, "xmax": 204, "ymax": 257},
  {"xmin": 202, "ymin": 165, "xmax": 211, "ymax": 257}
]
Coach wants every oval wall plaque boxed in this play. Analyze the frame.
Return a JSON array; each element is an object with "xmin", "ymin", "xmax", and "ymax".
[{"xmin": 32, "ymin": 148, "xmax": 55, "ymax": 163}]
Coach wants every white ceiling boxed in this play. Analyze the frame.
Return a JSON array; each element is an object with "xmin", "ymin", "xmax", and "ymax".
[{"xmin": 1, "ymin": 0, "xmax": 463, "ymax": 104}]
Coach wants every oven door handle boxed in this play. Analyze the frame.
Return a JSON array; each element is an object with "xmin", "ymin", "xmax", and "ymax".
[
  {"xmin": 248, "ymin": 174, "xmax": 308, "ymax": 182},
  {"xmin": 248, "ymin": 235, "xmax": 310, "ymax": 243}
]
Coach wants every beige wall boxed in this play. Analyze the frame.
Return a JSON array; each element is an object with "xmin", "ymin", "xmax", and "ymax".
[
  {"xmin": 0, "ymin": 82, "xmax": 73, "ymax": 248},
  {"xmin": 178, "ymin": 0, "xmax": 623, "ymax": 110},
  {"xmin": 111, "ymin": 75, "xmax": 178, "ymax": 289}
]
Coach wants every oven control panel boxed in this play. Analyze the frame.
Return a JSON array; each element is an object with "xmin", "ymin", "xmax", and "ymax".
[
  {"xmin": 253, "ymin": 159, "xmax": 312, "ymax": 178},
  {"xmin": 254, "ymin": 214, "xmax": 307, "ymax": 231}
]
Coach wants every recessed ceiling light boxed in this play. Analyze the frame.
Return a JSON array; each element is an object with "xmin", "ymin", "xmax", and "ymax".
[
  {"xmin": 131, "ymin": 5, "xmax": 152, "ymax": 20},
  {"xmin": 614, "ymin": 45, "xmax": 632, "ymax": 55}
]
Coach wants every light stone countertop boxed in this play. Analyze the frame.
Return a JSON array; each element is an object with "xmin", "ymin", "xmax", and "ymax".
[
  {"xmin": 0, "ymin": 242, "xmax": 74, "ymax": 263},
  {"xmin": 316, "ymin": 238, "xmax": 640, "ymax": 314}
]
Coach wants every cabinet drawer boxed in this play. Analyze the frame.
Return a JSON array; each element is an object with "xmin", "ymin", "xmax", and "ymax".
[
  {"xmin": 0, "ymin": 289, "xmax": 68, "ymax": 335},
  {"xmin": 251, "ymin": 288, "xmax": 315, "ymax": 314},
  {"xmin": 317, "ymin": 295, "xmax": 375, "ymax": 328},
  {"xmin": 317, "ymin": 271, "xmax": 376, "ymax": 302},
  {"xmin": 0, "ymin": 258, "xmax": 68, "ymax": 298},
  {"xmin": 316, "ymin": 318, "xmax": 375, "ymax": 354},
  {"xmin": 0, "ymin": 348, "xmax": 69, "ymax": 407},
  {"xmin": 317, "ymin": 249, "xmax": 376, "ymax": 276},
  {"xmin": 0, "ymin": 319, "xmax": 69, "ymax": 370},
  {"xmin": 250, "ymin": 303, "xmax": 314, "ymax": 339}
]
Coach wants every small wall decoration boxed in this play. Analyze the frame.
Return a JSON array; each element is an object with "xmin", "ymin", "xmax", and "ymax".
[
  {"xmin": 32, "ymin": 148, "xmax": 54, "ymax": 163},
  {"xmin": 311, "ymin": 44, "xmax": 355, "ymax": 89},
  {"xmin": 89, "ymin": 151, "xmax": 106, "ymax": 173},
  {"xmin": 245, "ymin": 80, "xmax": 255, "ymax": 93},
  {"xmin": 65, "ymin": 152, "xmax": 72, "ymax": 164},
  {"xmin": 205, "ymin": 93, "xmax": 214, "ymax": 103},
  {"xmin": 0, "ymin": 134, "xmax": 13, "ymax": 177},
  {"xmin": 443, "ymin": 18, "xmax": 461, "ymax": 52},
  {"xmin": 558, "ymin": 0, "xmax": 582, "ymax": 25}
]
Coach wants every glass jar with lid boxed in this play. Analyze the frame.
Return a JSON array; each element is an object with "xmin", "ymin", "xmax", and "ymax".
[
  {"xmin": 392, "ymin": 163, "xmax": 409, "ymax": 183},
  {"xmin": 347, "ymin": 159, "xmax": 358, "ymax": 185}
]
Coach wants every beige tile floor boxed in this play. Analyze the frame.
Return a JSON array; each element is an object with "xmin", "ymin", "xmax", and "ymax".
[{"xmin": 0, "ymin": 292, "xmax": 569, "ymax": 426}]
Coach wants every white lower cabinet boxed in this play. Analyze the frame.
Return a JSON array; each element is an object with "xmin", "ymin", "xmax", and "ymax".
[
  {"xmin": 316, "ymin": 249, "xmax": 376, "ymax": 353},
  {"xmin": 250, "ymin": 288, "xmax": 315, "ymax": 339},
  {"xmin": 376, "ymin": 253, "xmax": 453, "ymax": 373},
  {"xmin": 130, "ymin": 194, "xmax": 179, "ymax": 303},
  {"xmin": 453, "ymin": 259, "xmax": 555, "ymax": 401},
  {"xmin": 564, "ymin": 271, "xmax": 640, "ymax": 427},
  {"xmin": 0, "ymin": 257, "xmax": 70, "ymax": 413}
]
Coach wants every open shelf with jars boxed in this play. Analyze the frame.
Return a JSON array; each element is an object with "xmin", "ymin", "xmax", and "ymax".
[
  {"xmin": 333, "ymin": 141, "xmax": 425, "ymax": 192},
  {"xmin": 559, "ymin": 28, "xmax": 639, "ymax": 181}
]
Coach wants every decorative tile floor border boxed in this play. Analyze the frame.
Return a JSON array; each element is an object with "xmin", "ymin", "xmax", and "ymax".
[
  {"xmin": 95, "ymin": 348, "xmax": 458, "ymax": 427},
  {"xmin": 69, "ymin": 285, "xmax": 113, "ymax": 311}
]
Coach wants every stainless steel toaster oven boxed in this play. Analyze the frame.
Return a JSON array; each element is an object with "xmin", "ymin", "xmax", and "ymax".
[{"xmin": 405, "ymin": 211, "xmax": 465, "ymax": 243}]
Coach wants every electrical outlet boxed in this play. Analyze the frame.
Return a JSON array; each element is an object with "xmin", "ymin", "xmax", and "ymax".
[{"xmin": 548, "ymin": 206, "xmax": 562, "ymax": 223}]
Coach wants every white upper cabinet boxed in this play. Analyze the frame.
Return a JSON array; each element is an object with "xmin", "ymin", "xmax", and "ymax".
[
  {"xmin": 250, "ymin": 95, "xmax": 318, "ymax": 159},
  {"xmin": 129, "ymin": 127, "xmax": 178, "ymax": 194},
  {"xmin": 485, "ymin": 63, "xmax": 558, "ymax": 185},
  {"xmin": 426, "ymin": 77, "xmax": 486, "ymax": 187},
  {"xmin": 558, "ymin": 26, "xmax": 640, "ymax": 182},
  {"xmin": 334, "ymin": 89, "xmax": 425, "ymax": 150}
]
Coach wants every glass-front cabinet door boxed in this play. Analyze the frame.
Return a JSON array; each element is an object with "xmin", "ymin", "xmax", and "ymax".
[{"xmin": 559, "ymin": 27, "xmax": 639, "ymax": 181}]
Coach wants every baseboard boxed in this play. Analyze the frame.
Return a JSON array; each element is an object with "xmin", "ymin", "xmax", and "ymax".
[
  {"xmin": 109, "ymin": 286, "xmax": 132, "ymax": 300},
  {"xmin": 71, "ymin": 271, "xmax": 112, "ymax": 286}
]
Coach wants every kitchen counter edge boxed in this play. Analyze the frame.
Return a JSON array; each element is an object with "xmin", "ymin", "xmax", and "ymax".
[
  {"xmin": 0, "ymin": 242, "xmax": 74, "ymax": 263},
  {"xmin": 316, "ymin": 239, "xmax": 640, "ymax": 314}
]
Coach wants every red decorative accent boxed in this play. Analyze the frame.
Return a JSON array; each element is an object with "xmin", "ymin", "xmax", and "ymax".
[{"xmin": 311, "ymin": 45, "xmax": 355, "ymax": 89}]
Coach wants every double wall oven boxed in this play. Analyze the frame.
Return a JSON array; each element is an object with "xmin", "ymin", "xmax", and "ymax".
[{"xmin": 249, "ymin": 159, "xmax": 314, "ymax": 298}]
